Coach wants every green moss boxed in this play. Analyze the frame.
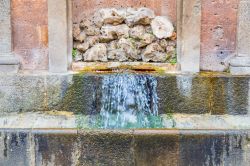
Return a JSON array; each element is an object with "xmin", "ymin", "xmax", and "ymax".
[{"xmin": 72, "ymin": 48, "xmax": 77, "ymax": 59}]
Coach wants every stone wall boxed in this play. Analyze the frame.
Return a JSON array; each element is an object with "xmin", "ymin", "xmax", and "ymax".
[
  {"xmin": 201, "ymin": 0, "xmax": 239, "ymax": 71},
  {"xmin": 12, "ymin": 0, "xmax": 48, "ymax": 70},
  {"xmin": 8, "ymin": 0, "xmax": 243, "ymax": 71}
]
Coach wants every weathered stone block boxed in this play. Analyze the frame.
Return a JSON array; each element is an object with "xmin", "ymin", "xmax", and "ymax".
[
  {"xmin": 0, "ymin": 0, "xmax": 12, "ymax": 55},
  {"xmin": 179, "ymin": 130, "xmax": 250, "ymax": 166},
  {"xmin": 230, "ymin": 56, "xmax": 250, "ymax": 67},
  {"xmin": 237, "ymin": 0, "xmax": 250, "ymax": 56},
  {"xmin": 180, "ymin": 0, "xmax": 201, "ymax": 72},
  {"xmin": 201, "ymin": 0, "xmax": 238, "ymax": 71},
  {"xmin": 48, "ymin": 0, "xmax": 69, "ymax": 72},
  {"xmin": 12, "ymin": 0, "xmax": 49, "ymax": 70},
  {"xmin": 230, "ymin": 66, "xmax": 250, "ymax": 75},
  {"xmin": 134, "ymin": 131, "xmax": 179, "ymax": 166},
  {"xmin": 20, "ymin": 75, "xmax": 46, "ymax": 111},
  {"xmin": 157, "ymin": 75, "xmax": 211, "ymax": 114}
]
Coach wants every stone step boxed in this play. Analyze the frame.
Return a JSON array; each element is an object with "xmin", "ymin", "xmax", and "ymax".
[
  {"xmin": 0, "ymin": 112, "xmax": 249, "ymax": 129},
  {"xmin": 0, "ymin": 128, "xmax": 249, "ymax": 165},
  {"xmin": 0, "ymin": 72, "xmax": 249, "ymax": 115}
]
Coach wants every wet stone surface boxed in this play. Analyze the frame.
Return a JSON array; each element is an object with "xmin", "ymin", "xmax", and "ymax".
[
  {"xmin": 0, "ymin": 73, "xmax": 249, "ymax": 115},
  {"xmin": 0, "ymin": 129, "xmax": 249, "ymax": 166}
]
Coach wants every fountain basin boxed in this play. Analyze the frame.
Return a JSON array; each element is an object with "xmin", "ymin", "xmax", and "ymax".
[{"xmin": 0, "ymin": 128, "xmax": 249, "ymax": 166}]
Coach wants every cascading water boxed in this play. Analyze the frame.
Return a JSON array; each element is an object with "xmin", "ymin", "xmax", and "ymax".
[
  {"xmin": 99, "ymin": 74, "xmax": 159, "ymax": 128},
  {"xmin": 77, "ymin": 73, "xmax": 163, "ymax": 129}
]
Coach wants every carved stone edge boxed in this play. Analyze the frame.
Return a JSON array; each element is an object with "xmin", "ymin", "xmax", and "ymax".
[{"xmin": 0, "ymin": 55, "xmax": 20, "ymax": 74}]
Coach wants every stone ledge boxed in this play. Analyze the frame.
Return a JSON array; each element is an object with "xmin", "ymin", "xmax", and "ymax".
[
  {"xmin": 72, "ymin": 62, "xmax": 180, "ymax": 73},
  {"xmin": 0, "ymin": 128, "xmax": 249, "ymax": 165},
  {"xmin": 0, "ymin": 56, "xmax": 20, "ymax": 74},
  {"xmin": 230, "ymin": 66, "xmax": 250, "ymax": 75},
  {"xmin": 0, "ymin": 56, "xmax": 19, "ymax": 65},
  {"xmin": 0, "ymin": 112, "xmax": 249, "ymax": 130},
  {"xmin": 230, "ymin": 56, "xmax": 250, "ymax": 67}
]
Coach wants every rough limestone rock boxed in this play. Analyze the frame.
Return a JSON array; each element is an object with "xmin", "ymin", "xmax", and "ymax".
[
  {"xmin": 129, "ymin": 25, "xmax": 146, "ymax": 39},
  {"xmin": 125, "ymin": 8, "xmax": 155, "ymax": 26},
  {"xmin": 94, "ymin": 8, "xmax": 125, "ymax": 27},
  {"xmin": 86, "ymin": 36, "xmax": 100, "ymax": 47},
  {"xmin": 83, "ymin": 43, "xmax": 108, "ymax": 62},
  {"xmin": 118, "ymin": 38, "xmax": 141, "ymax": 60},
  {"xmin": 80, "ymin": 19, "xmax": 93, "ymax": 28},
  {"xmin": 142, "ymin": 43, "xmax": 166, "ymax": 62},
  {"xmin": 73, "ymin": 7, "xmax": 176, "ymax": 63},
  {"xmin": 76, "ymin": 42, "xmax": 89, "ymax": 52},
  {"xmin": 151, "ymin": 16, "xmax": 174, "ymax": 39},
  {"xmin": 139, "ymin": 33, "xmax": 156, "ymax": 47},
  {"xmin": 73, "ymin": 24, "xmax": 81, "ymax": 39},
  {"xmin": 85, "ymin": 26, "xmax": 100, "ymax": 36},
  {"xmin": 75, "ymin": 31, "xmax": 86, "ymax": 42},
  {"xmin": 74, "ymin": 50, "xmax": 83, "ymax": 61},
  {"xmin": 101, "ymin": 24, "xmax": 129, "ymax": 39},
  {"xmin": 108, "ymin": 49, "xmax": 128, "ymax": 62},
  {"xmin": 107, "ymin": 40, "xmax": 118, "ymax": 51}
]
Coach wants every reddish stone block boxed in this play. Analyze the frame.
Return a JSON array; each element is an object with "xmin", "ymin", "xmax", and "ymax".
[
  {"xmin": 201, "ymin": 0, "xmax": 239, "ymax": 71},
  {"xmin": 202, "ymin": 0, "xmax": 238, "ymax": 25},
  {"xmin": 14, "ymin": 48, "xmax": 48, "ymax": 70},
  {"xmin": 12, "ymin": 0, "xmax": 48, "ymax": 70},
  {"xmin": 201, "ymin": 25, "xmax": 237, "ymax": 52},
  {"xmin": 200, "ymin": 50, "xmax": 236, "ymax": 71}
]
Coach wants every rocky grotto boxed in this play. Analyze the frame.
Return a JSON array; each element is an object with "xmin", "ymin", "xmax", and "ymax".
[{"xmin": 73, "ymin": 8, "xmax": 177, "ymax": 63}]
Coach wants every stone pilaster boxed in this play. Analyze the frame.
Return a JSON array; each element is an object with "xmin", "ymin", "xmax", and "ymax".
[
  {"xmin": 0, "ymin": 0, "xmax": 19, "ymax": 73},
  {"xmin": 230, "ymin": 0, "xmax": 250, "ymax": 75},
  {"xmin": 178, "ymin": 0, "xmax": 201, "ymax": 73},
  {"xmin": 48, "ymin": 0, "xmax": 72, "ymax": 73}
]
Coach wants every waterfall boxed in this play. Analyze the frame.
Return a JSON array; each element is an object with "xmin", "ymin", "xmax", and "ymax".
[{"xmin": 85, "ymin": 73, "xmax": 162, "ymax": 129}]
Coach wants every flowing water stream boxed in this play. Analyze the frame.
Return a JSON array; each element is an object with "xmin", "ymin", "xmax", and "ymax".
[{"xmin": 77, "ymin": 73, "xmax": 163, "ymax": 129}]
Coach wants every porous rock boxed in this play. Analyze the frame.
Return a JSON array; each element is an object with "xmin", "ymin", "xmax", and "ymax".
[
  {"xmin": 101, "ymin": 24, "xmax": 129, "ymax": 39},
  {"xmin": 83, "ymin": 43, "xmax": 108, "ymax": 62},
  {"xmin": 76, "ymin": 42, "xmax": 90, "ymax": 52},
  {"xmin": 74, "ymin": 50, "xmax": 83, "ymax": 61},
  {"xmin": 125, "ymin": 8, "xmax": 155, "ymax": 26},
  {"xmin": 129, "ymin": 25, "xmax": 146, "ymax": 39},
  {"xmin": 108, "ymin": 49, "xmax": 128, "ymax": 62},
  {"xmin": 118, "ymin": 38, "xmax": 141, "ymax": 60},
  {"xmin": 151, "ymin": 16, "xmax": 174, "ymax": 39},
  {"xmin": 142, "ymin": 43, "xmax": 166, "ymax": 62},
  {"xmin": 73, "ymin": 24, "xmax": 81, "ymax": 39},
  {"xmin": 74, "ymin": 31, "xmax": 87, "ymax": 42},
  {"xmin": 86, "ymin": 36, "xmax": 100, "ymax": 47},
  {"xmin": 93, "ymin": 8, "xmax": 125, "ymax": 27}
]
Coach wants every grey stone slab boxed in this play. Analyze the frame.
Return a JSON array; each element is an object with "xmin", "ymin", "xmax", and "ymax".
[
  {"xmin": 179, "ymin": 0, "xmax": 201, "ymax": 73},
  {"xmin": 230, "ymin": 56, "xmax": 250, "ymax": 67},
  {"xmin": 179, "ymin": 130, "xmax": 250, "ymax": 166},
  {"xmin": 237, "ymin": 0, "xmax": 250, "ymax": 56},
  {"xmin": 0, "ymin": 64, "xmax": 19, "ymax": 74},
  {"xmin": 0, "ymin": 85, "xmax": 23, "ymax": 112},
  {"xmin": 157, "ymin": 75, "xmax": 211, "ymax": 114},
  {"xmin": 0, "ymin": 56, "xmax": 19, "ymax": 65},
  {"xmin": 48, "ymin": 0, "xmax": 69, "ymax": 73},
  {"xmin": 230, "ymin": 66, "xmax": 250, "ymax": 75},
  {"xmin": 0, "ymin": 131, "xmax": 33, "ymax": 166},
  {"xmin": 0, "ymin": 129, "xmax": 249, "ymax": 165},
  {"xmin": 0, "ymin": 0, "xmax": 11, "ymax": 55},
  {"xmin": 46, "ymin": 74, "xmax": 73, "ymax": 109},
  {"xmin": 20, "ymin": 75, "xmax": 47, "ymax": 111},
  {"xmin": 133, "ymin": 131, "xmax": 179, "ymax": 166},
  {"xmin": 211, "ymin": 77, "xmax": 250, "ymax": 115}
]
